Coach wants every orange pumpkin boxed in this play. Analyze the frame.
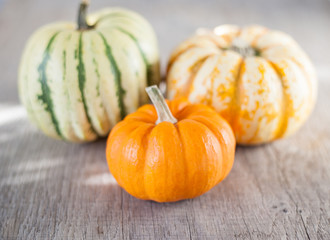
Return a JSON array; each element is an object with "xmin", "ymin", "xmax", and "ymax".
[{"xmin": 106, "ymin": 85, "xmax": 236, "ymax": 202}]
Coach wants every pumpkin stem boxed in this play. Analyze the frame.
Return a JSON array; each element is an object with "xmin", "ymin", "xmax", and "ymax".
[
  {"xmin": 77, "ymin": 0, "xmax": 92, "ymax": 30},
  {"xmin": 146, "ymin": 85, "xmax": 178, "ymax": 125},
  {"xmin": 229, "ymin": 38, "xmax": 259, "ymax": 57}
]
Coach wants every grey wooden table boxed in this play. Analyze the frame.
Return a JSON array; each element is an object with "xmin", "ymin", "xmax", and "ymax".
[{"xmin": 1, "ymin": 0, "xmax": 330, "ymax": 239}]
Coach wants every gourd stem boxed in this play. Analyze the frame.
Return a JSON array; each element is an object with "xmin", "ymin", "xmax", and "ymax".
[
  {"xmin": 77, "ymin": 0, "xmax": 91, "ymax": 30},
  {"xmin": 146, "ymin": 85, "xmax": 178, "ymax": 125},
  {"xmin": 229, "ymin": 37, "xmax": 256, "ymax": 58}
]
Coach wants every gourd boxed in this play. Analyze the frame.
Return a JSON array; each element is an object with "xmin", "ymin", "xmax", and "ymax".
[
  {"xmin": 167, "ymin": 25, "xmax": 317, "ymax": 145},
  {"xmin": 18, "ymin": 0, "xmax": 160, "ymax": 142},
  {"xmin": 106, "ymin": 86, "xmax": 235, "ymax": 202}
]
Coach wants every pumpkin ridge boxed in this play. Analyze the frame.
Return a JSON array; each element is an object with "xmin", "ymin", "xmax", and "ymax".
[
  {"xmin": 61, "ymin": 48, "xmax": 72, "ymax": 139},
  {"xmin": 61, "ymin": 32, "xmax": 83, "ymax": 141},
  {"xmin": 167, "ymin": 44, "xmax": 196, "ymax": 72},
  {"xmin": 77, "ymin": 33, "xmax": 98, "ymax": 136},
  {"xmin": 186, "ymin": 55, "xmax": 216, "ymax": 97},
  {"xmin": 189, "ymin": 114, "xmax": 234, "ymax": 182},
  {"xmin": 91, "ymin": 57, "xmax": 101, "ymax": 103},
  {"xmin": 141, "ymin": 125, "xmax": 156, "ymax": 200},
  {"xmin": 206, "ymin": 32, "xmax": 238, "ymax": 49},
  {"xmin": 248, "ymin": 28, "xmax": 269, "ymax": 49},
  {"xmin": 94, "ymin": 11, "xmax": 139, "ymax": 27},
  {"xmin": 114, "ymin": 26, "xmax": 153, "ymax": 86},
  {"xmin": 210, "ymin": 52, "xmax": 242, "ymax": 125},
  {"xmin": 177, "ymin": 118, "xmax": 219, "ymax": 195},
  {"xmin": 89, "ymin": 37, "xmax": 111, "ymax": 134},
  {"xmin": 129, "ymin": 106, "xmax": 157, "ymax": 123},
  {"xmin": 173, "ymin": 122, "xmax": 188, "ymax": 198},
  {"xmin": 62, "ymin": 32, "xmax": 87, "ymax": 141},
  {"xmin": 173, "ymin": 103, "xmax": 211, "ymax": 120},
  {"xmin": 121, "ymin": 123, "xmax": 152, "ymax": 199},
  {"xmin": 167, "ymin": 42, "xmax": 218, "ymax": 72},
  {"xmin": 36, "ymin": 31, "xmax": 64, "ymax": 139},
  {"xmin": 286, "ymin": 56, "xmax": 316, "ymax": 112},
  {"xmin": 91, "ymin": 54, "xmax": 108, "ymax": 120},
  {"xmin": 230, "ymin": 58, "xmax": 244, "ymax": 130},
  {"xmin": 194, "ymin": 117, "xmax": 229, "ymax": 186},
  {"xmin": 168, "ymin": 99, "xmax": 190, "ymax": 120},
  {"xmin": 138, "ymin": 125, "xmax": 155, "ymax": 200},
  {"xmin": 203, "ymin": 55, "xmax": 225, "ymax": 107},
  {"xmin": 23, "ymin": 74, "xmax": 37, "ymax": 125},
  {"xmin": 98, "ymin": 31, "xmax": 127, "ymax": 120},
  {"xmin": 267, "ymin": 61, "xmax": 289, "ymax": 139},
  {"xmin": 20, "ymin": 31, "xmax": 47, "ymax": 129}
]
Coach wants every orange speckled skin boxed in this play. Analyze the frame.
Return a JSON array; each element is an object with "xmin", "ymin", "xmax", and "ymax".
[
  {"xmin": 106, "ymin": 98, "xmax": 236, "ymax": 202},
  {"xmin": 167, "ymin": 25, "xmax": 317, "ymax": 145}
]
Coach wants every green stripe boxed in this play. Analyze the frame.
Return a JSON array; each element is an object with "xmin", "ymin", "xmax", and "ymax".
[
  {"xmin": 62, "ymin": 33, "xmax": 74, "ymax": 137},
  {"xmin": 98, "ymin": 31, "xmax": 127, "ymax": 119},
  {"xmin": 62, "ymin": 49, "xmax": 71, "ymax": 122},
  {"xmin": 92, "ymin": 57, "xmax": 103, "ymax": 108},
  {"xmin": 91, "ymin": 45, "xmax": 101, "ymax": 98},
  {"xmin": 91, "ymin": 39, "xmax": 104, "ymax": 110},
  {"xmin": 77, "ymin": 33, "xmax": 97, "ymax": 134},
  {"xmin": 62, "ymin": 50, "xmax": 68, "ymax": 110},
  {"xmin": 37, "ymin": 32, "xmax": 63, "ymax": 138},
  {"xmin": 115, "ymin": 27, "xmax": 154, "ymax": 86},
  {"xmin": 62, "ymin": 50, "xmax": 67, "ymax": 77}
]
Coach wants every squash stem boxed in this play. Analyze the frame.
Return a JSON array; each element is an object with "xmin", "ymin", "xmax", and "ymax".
[
  {"xmin": 77, "ymin": 0, "xmax": 92, "ymax": 30},
  {"xmin": 146, "ymin": 85, "xmax": 177, "ymax": 125},
  {"xmin": 229, "ymin": 37, "xmax": 257, "ymax": 57}
]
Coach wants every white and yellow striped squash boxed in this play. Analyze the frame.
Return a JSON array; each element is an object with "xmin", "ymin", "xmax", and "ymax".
[
  {"xmin": 18, "ymin": 3, "xmax": 160, "ymax": 142},
  {"xmin": 167, "ymin": 25, "xmax": 317, "ymax": 145}
]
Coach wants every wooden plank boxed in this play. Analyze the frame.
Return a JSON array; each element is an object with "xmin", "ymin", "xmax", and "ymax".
[
  {"xmin": 1, "ymin": 80, "xmax": 329, "ymax": 240},
  {"xmin": 0, "ymin": 0, "xmax": 330, "ymax": 239},
  {"xmin": 1, "ymin": 95, "xmax": 330, "ymax": 239}
]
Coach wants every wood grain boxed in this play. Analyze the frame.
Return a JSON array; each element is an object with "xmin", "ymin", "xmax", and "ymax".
[{"xmin": 0, "ymin": 0, "xmax": 330, "ymax": 239}]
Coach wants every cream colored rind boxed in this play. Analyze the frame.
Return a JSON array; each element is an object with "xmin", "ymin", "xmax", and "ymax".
[
  {"xmin": 167, "ymin": 25, "xmax": 317, "ymax": 145},
  {"xmin": 18, "ymin": 9, "xmax": 160, "ymax": 142}
]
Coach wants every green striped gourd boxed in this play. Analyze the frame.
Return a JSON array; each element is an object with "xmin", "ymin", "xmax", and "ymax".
[{"xmin": 18, "ymin": 1, "xmax": 160, "ymax": 142}]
